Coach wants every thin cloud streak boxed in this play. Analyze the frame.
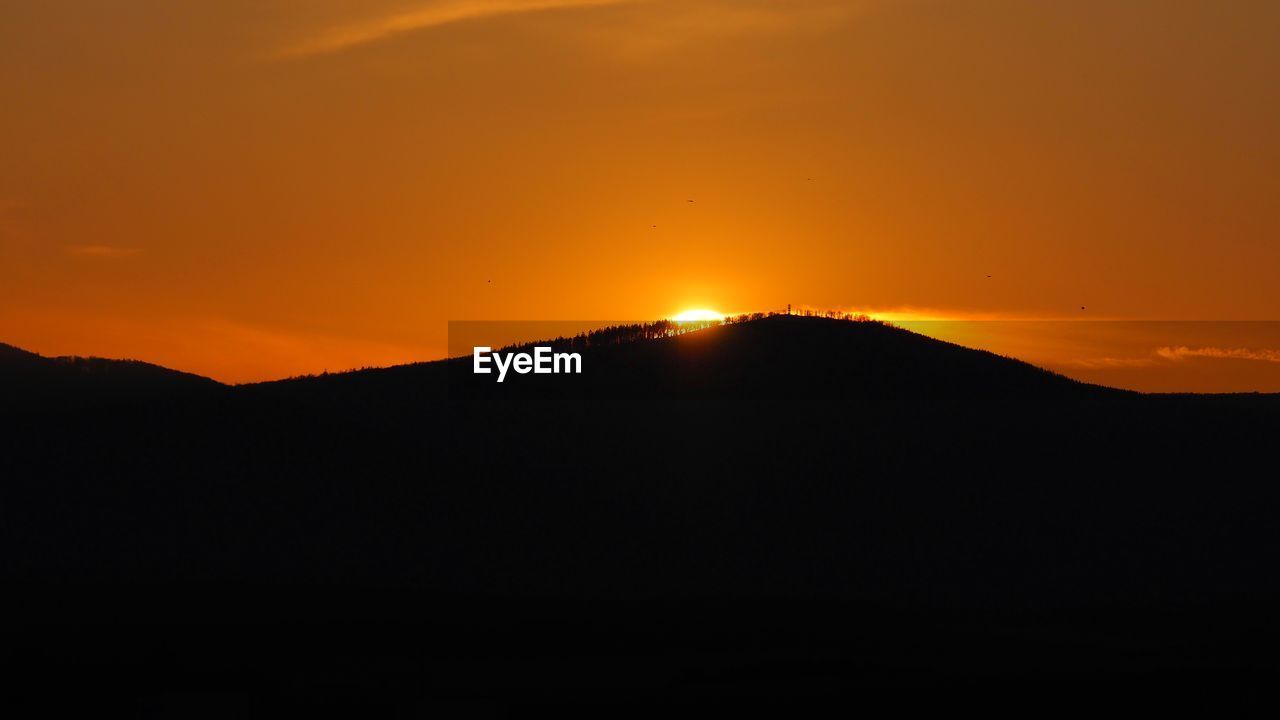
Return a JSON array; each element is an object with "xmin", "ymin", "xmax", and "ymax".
[
  {"xmin": 1065, "ymin": 346, "xmax": 1280, "ymax": 369},
  {"xmin": 1157, "ymin": 346, "xmax": 1280, "ymax": 363},
  {"xmin": 279, "ymin": 0, "xmax": 635, "ymax": 59},
  {"xmin": 1063, "ymin": 356, "xmax": 1159, "ymax": 369},
  {"xmin": 839, "ymin": 306, "xmax": 1093, "ymax": 322}
]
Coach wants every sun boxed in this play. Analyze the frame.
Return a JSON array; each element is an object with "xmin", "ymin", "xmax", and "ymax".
[{"xmin": 672, "ymin": 309, "xmax": 724, "ymax": 323}]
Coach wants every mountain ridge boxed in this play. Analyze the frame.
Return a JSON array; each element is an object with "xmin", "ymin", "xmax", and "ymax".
[
  {"xmin": 3, "ymin": 314, "xmax": 1280, "ymax": 696},
  {"xmin": 6, "ymin": 316, "xmax": 1280, "ymax": 399}
]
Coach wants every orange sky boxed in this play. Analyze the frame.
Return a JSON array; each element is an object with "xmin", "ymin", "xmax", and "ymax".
[{"xmin": 2, "ymin": 1, "xmax": 1279, "ymax": 387}]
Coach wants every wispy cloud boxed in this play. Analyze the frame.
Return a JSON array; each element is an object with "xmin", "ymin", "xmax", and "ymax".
[
  {"xmin": 838, "ymin": 306, "xmax": 1087, "ymax": 322},
  {"xmin": 279, "ymin": 0, "xmax": 634, "ymax": 59},
  {"xmin": 1156, "ymin": 346, "xmax": 1280, "ymax": 363},
  {"xmin": 1063, "ymin": 356, "xmax": 1159, "ymax": 369},
  {"xmin": 1064, "ymin": 346, "xmax": 1280, "ymax": 369},
  {"xmin": 65, "ymin": 244, "xmax": 142, "ymax": 258},
  {"xmin": 593, "ymin": 0, "xmax": 869, "ymax": 61}
]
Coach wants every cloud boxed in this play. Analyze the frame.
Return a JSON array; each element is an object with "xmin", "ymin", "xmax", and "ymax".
[
  {"xmin": 1156, "ymin": 346, "xmax": 1280, "ymax": 364},
  {"xmin": 837, "ymin": 306, "xmax": 1046, "ymax": 322},
  {"xmin": 65, "ymin": 245, "xmax": 142, "ymax": 258},
  {"xmin": 593, "ymin": 0, "xmax": 870, "ymax": 61},
  {"xmin": 279, "ymin": 0, "xmax": 635, "ymax": 59},
  {"xmin": 1062, "ymin": 356, "xmax": 1158, "ymax": 369},
  {"xmin": 1065, "ymin": 346, "xmax": 1280, "ymax": 368}
]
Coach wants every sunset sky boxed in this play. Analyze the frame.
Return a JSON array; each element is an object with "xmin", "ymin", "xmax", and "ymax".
[{"xmin": 2, "ymin": 1, "xmax": 1279, "ymax": 387}]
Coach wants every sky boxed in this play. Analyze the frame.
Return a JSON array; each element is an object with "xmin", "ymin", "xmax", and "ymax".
[{"xmin": 2, "ymin": 1, "xmax": 1279, "ymax": 388}]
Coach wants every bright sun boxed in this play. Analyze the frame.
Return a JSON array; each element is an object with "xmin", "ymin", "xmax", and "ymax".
[{"xmin": 672, "ymin": 309, "xmax": 724, "ymax": 322}]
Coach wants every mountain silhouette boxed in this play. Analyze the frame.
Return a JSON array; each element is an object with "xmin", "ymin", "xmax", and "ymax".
[
  {"xmin": 6, "ymin": 315, "xmax": 1280, "ymax": 600},
  {"xmin": 0, "ymin": 341, "xmax": 223, "ymax": 412},
  {"xmin": 4, "ymin": 315, "xmax": 1280, "ymax": 709}
]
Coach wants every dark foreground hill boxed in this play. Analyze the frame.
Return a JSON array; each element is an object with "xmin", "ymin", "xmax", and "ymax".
[
  {"xmin": 0, "ymin": 341, "xmax": 223, "ymax": 411},
  {"xmin": 3, "ymin": 315, "xmax": 1280, "ymax": 712}
]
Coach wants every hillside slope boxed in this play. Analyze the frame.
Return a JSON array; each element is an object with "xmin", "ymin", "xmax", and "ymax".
[
  {"xmin": 0, "ymin": 342, "xmax": 223, "ymax": 412},
  {"xmin": 3, "ymin": 316, "xmax": 1277, "ymax": 602},
  {"xmin": 5, "ymin": 315, "xmax": 1280, "ymax": 704}
]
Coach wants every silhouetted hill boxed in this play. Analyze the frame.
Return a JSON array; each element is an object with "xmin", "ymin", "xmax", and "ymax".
[
  {"xmin": 0, "ymin": 342, "xmax": 223, "ymax": 413},
  {"xmin": 6, "ymin": 315, "xmax": 1280, "ymax": 593},
  {"xmin": 4, "ymin": 316, "xmax": 1280, "ymax": 710}
]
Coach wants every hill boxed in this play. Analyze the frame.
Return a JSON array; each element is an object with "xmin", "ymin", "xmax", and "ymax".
[
  {"xmin": 6, "ymin": 314, "xmax": 1280, "ymax": 600},
  {"xmin": 4, "ymin": 315, "xmax": 1280, "ymax": 709},
  {"xmin": 0, "ymin": 342, "xmax": 223, "ymax": 413}
]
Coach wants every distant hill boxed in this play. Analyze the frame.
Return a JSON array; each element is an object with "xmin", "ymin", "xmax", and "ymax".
[
  {"xmin": 5, "ymin": 314, "xmax": 1278, "ymax": 591},
  {"xmin": 0, "ymin": 342, "xmax": 223, "ymax": 412},
  {"xmin": 4, "ymin": 315, "xmax": 1280, "ymax": 702}
]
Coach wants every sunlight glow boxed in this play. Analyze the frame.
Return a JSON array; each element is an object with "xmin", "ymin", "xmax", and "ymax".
[{"xmin": 672, "ymin": 309, "xmax": 724, "ymax": 323}]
